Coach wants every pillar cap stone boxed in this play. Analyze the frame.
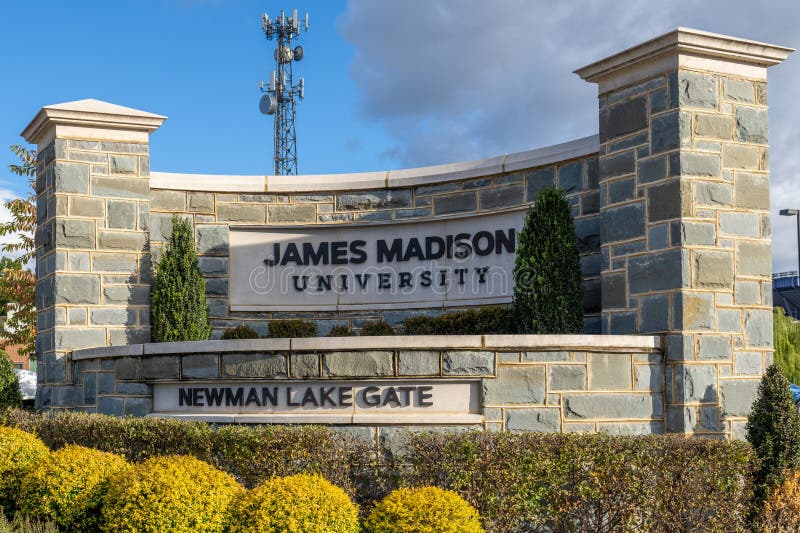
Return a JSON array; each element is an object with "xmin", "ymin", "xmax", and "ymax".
[
  {"xmin": 575, "ymin": 27, "xmax": 794, "ymax": 93},
  {"xmin": 21, "ymin": 99, "xmax": 167, "ymax": 147}
]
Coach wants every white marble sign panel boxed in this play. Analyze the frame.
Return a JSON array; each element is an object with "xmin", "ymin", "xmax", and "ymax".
[{"xmin": 229, "ymin": 209, "xmax": 526, "ymax": 311}]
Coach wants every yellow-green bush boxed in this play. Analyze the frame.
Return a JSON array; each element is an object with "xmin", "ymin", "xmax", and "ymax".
[
  {"xmin": 763, "ymin": 468, "xmax": 800, "ymax": 532},
  {"xmin": 19, "ymin": 445, "xmax": 128, "ymax": 532},
  {"xmin": 0, "ymin": 427, "xmax": 49, "ymax": 514},
  {"xmin": 365, "ymin": 486, "xmax": 483, "ymax": 533},
  {"xmin": 229, "ymin": 473, "xmax": 359, "ymax": 533},
  {"xmin": 101, "ymin": 455, "xmax": 243, "ymax": 533}
]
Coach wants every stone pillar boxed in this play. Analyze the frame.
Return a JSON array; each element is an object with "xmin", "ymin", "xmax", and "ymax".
[
  {"xmin": 577, "ymin": 29, "xmax": 793, "ymax": 438},
  {"xmin": 21, "ymin": 99, "xmax": 165, "ymax": 410}
]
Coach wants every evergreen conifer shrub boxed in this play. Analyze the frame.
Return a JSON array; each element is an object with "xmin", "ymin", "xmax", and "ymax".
[
  {"xmin": 513, "ymin": 187, "xmax": 583, "ymax": 333},
  {"xmin": 0, "ymin": 352, "xmax": 21, "ymax": 410},
  {"xmin": 150, "ymin": 216, "xmax": 211, "ymax": 342},
  {"xmin": 746, "ymin": 365, "xmax": 800, "ymax": 508}
]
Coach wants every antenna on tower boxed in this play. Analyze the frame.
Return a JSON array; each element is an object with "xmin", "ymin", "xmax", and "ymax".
[{"xmin": 258, "ymin": 7, "xmax": 309, "ymax": 176}]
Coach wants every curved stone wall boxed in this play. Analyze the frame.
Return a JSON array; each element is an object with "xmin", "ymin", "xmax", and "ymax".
[{"xmin": 147, "ymin": 136, "xmax": 601, "ymax": 337}]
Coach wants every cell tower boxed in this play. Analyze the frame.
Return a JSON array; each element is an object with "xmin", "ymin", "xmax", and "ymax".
[{"xmin": 259, "ymin": 8, "xmax": 309, "ymax": 176}]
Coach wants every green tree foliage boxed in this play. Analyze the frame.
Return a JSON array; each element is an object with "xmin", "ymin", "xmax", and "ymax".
[
  {"xmin": 746, "ymin": 364, "xmax": 800, "ymax": 509},
  {"xmin": 513, "ymin": 187, "xmax": 583, "ymax": 334},
  {"xmin": 774, "ymin": 307, "xmax": 800, "ymax": 384},
  {"xmin": 151, "ymin": 216, "xmax": 210, "ymax": 342},
  {"xmin": 0, "ymin": 351, "xmax": 22, "ymax": 409},
  {"xmin": 0, "ymin": 146, "xmax": 37, "ymax": 358}
]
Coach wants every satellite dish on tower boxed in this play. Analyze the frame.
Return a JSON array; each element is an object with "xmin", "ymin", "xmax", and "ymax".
[{"xmin": 259, "ymin": 94, "xmax": 277, "ymax": 115}]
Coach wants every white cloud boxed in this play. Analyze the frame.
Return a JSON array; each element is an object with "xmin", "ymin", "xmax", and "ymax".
[{"xmin": 340, "ymin": 0, "xmax": 800, "ymax": 272}]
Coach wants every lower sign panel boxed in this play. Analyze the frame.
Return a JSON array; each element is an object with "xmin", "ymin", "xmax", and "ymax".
[{"xmin": 152, "ymin": 380, "xmax": 482, "ymax": 424}]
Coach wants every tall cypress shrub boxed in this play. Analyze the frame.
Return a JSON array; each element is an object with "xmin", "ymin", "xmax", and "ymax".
[
  {"xmin": 513, "ymin": 187, "xmax": 583, "ymax": 334},
  {"xmin": 0, "ymin": 351, "xmax": 22, "ymax": 409},
  {"xmin": 151, "ymin": 216, "xmax": 211, "ymax": 342},
  {"xmin": 746, "ymin": 364, "xmax": 800, "ymax": 508}
]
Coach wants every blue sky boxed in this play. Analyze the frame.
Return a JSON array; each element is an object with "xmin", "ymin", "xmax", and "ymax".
[{"xmin": 1, "ymin": 1, "xmax": 799, "ymax": 271}]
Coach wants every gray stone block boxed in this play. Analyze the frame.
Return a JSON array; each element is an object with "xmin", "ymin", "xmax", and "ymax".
[
  {"xmin": 601, "ymin": 202, "xmax": 645, "ymax": 242},
  {"xmin": 219, "ymin": 204, "xmax": 266, "ymax": 223},
  {"xmin": 188, "ymin": 192, "xmax": 215, "ymax": 212},
  {"xmin": 414, "ymin": 182, "xmax": 459, "ymax": 196},
  {"xmin": 694, "ymin": 181, "xmax": 732, "ymax": 206},
  {"xmin": 98, "ymin": 373, "xmax": 115, "ymax": 394},
  {"xmin": 268, "ymin": 204, "xmax": 315, "ymax": 223},
  {"xmin": 116, "ymin": 382, "xmax": 150, "ymax": 395},
  {"xmin": 693, "ymin": 250, "xmax": 733, "ymax": 289},
  {"xmin": 205, "ymin": 278, "xmax": 228, "ymax": 296},
  {"xmin": 103, "ymin": 285, "xmax": 149, "ymax": 305},
  {"xmin": 107, "ymin": 200, "xmax": 137, "ymax": 229},
  {"xmin": 395, "ymin": 208, "xmax": 431, "ymax": 219},
  {"xmin": 675, "ymin": 365, "xmax": 718, "ymax": 403},
  {"xmin": 675, "ymin": 292, "xmax": 714, "ymax": 331},
  {"xmin": 672, "ymin": 221, "xmax": 716, "ymax": 246},
  {"xmin": 139, "ymin": 356, "xmax": 180, "ymax": 380},
  {"xmin": 291, "ymin": 353, "xmax": 319, "ymax": 378},
  {"xmin": 607, "ymin": 178, "xmax": 635, "ymax": 204},
  {"xmin": 69, "ymin": 196, "xmax": 104, "ymax": 218},
  {"xmin": 718, "ymin": 309, "xmax": 741, "ymax": 333},
  {"xmin": 55, "ymin": 219, "xmax": 95, "ymax": 249},
  {"xmin": 98, "ymin": 231, "xmax": 146, "ymax": 251},
  {"xmin": 736, "ymin": 242, "xmax": 771, "ymax": 276},
  {"xmin": 98, "ymin": 397, "xmax": 124, "ymax": 416},
  {"xmin": 575, "ymin": 217, "xmax": 600, "ymax": 254},
  {"xmin": 91, "ymin": 177, "xmax": 149, "ymax": 199},
  {"xmin": 483, "ymin": 366, "xmax": 545, "ymax": 405},
  {"xmin": 558, "ymin": 161, "xmax": 584, "ymax": 193},
  {"xmin": 151, "ymin": 190, "xmax": 186, "ymax": 211},
  {"xmin": 524, "ymin": 351, "xmax": 569, "ymax": 362},
  {"xmin": 91, "ymin": 308, "xmax": 135, "ymax": 326},
  {"xmin": 433, "ymin": 192, "xmax": 477, "ymax": 215},
  {"xmin": 549, "ymin": 365, "xmax": 586, "ymax": 391},
  {"xmin": 580, "ymin": 253, "xmax": 601, "ymax": 276},
  {"xmin": 239, "ymin": 193, "xmax": 275, "ymax": 203},
  {"xmin": 582, "ymin": 191, "xmax": 599, "ymax": 215},
  {"xmin": 601, "ymin": 272, "xmax": 627, "ymax": 309},
  {"xmin": 635, "ymin": 364, "xmax": 662, "ymax": 392},
  {"xmin": 736, "ymin": 106, "xmax": 768, "ymax": 144},
  {"xmin": 124, "ymin": 398, "xmax": 152, "ymax": 417},
  {"xmin": 68, "ymin": 307, "xmax": 87, "ymax": 325},
  {"xmin": 720, "ymin": 212, "xmax": 759, "ymax": 238},
  {"xmin": 735, "ymin": 281, "xmax": 761, "ymax": 305},
  {"xmin": 588, "ymin": 353, "xmax": 632, "ymax": 390},
  {"xmin": 323, "ymin": 351, "xmax": 393, "ymax": 377},
  {"xmin": 54, "ymin": 162, "xmax": 89, "ymax": 194},
  {"xmin": 722, "ymin": 144, "xmax": 760, "ymax": 170},
  {"xmin": 443, "ymin": 351, "xmax": 494, "ymax": 376},
  {"xmin": 55, "ymin": 274, "xmax": 100, "ymax": 304},
  {"xmin": 680, "ymin": 152, "xmax": 720, "ymax": 177},
  {"xmin": 699, "ymin": 405, "xmax": 721, "ymax": 431},
  {"xmin": 638, "ymin": 155, "xmax": 667, "ymax": 183},
  {"xmin": 693, "ymin": 114, "xmax": 733, "ymax": 139},
  {"xmin": 336, "ymin": 190, "xmax": 411, "ymax": 210},
  {"xmin": 676, "ymin": 71, "xmax": 718, "ymax": 108},
  {"xmin": 479, "ymin": 185, "xmax": 523, "ymax": 209},
  {"xmin": 563, "ymin": 393, "xmax": 663, "ymax": 419},
  {"xmin": 641, "ymin": 294, "xmax": 669, "ymax": 332},
  {"xmin": 647, "ymin": 180, "xmax": 687, "ymax": 222},
  {"xmin": 698, "ymin": 335, "xmax": 732, "ymax": 360},
  {"xmin": 650, "ymin": 112, "xmax": 681, "ymax": 154},
  {"xmin": 54, "ymin": 328, "xmax": 106, "ymax": 351},
  {"xmin": 198, "ymin": 257, "xmax": 228, "ymax": 275},
  {"xmin": 599, "ymin": 150, "xmax": 635, "ymax": 178},
  {"xmin": 721, "ymin": 379, "xmax": 758, "ymax": 417},
  {"xmin": 734, "ymin": 352, "xmax": 762, "ymax": 375},
  {"xmin": 667, "ymin": 406, "xmax": 697, "ymax": 433},
  {"xmin": 358, "ymin": 210, "xmax": 393, "ymax": 221},
  {"xmin": 398, "ymin": 351, "xmax": 440, "ymax": 376},
  {"xmin": 506, "ymin": 408, "xmax": 561, "ymax": 432},
  {"xmin": 109, "ymin": 155, "xmax": 137, "ymax": 175},
  {"xmin": 745, "ymin": 309, "xmax": 773, "ymax": 347},
  {"xmin": 222, "ymin": 353, "xmax": 287, "ymax": 378},
  {"xmin": 600, "ymin": 96, "xmax": 648, "ymax": 142},
  {"xmin": 197, "ymin": 225, "xmax": 229, "ymax": 255},
  {"xmin": 628, "ymin": 249, "xmax": 688, "ymax": 294},
  {"xmin": 182, "ymin": 354, "xmax": 219, "ymax": 379},
  {"xmin": 92, "ymin": 253, "xmax": 137, "ymax": 273},
  {"xmin": 734, "ymin": 172, "xmax": 769, "ymax": 209},
  {"xmin": 723, "ymin": 79, "xmax": 755, "ymax": 102},
  {"xmin": 525, "ymin": 168, "xmax": 556, "ymax": 201}
]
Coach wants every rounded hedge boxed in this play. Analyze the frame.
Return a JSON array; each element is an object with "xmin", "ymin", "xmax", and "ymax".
[
  {"xmin": 0, "ymin": 427, "xmax": 49, "ymax": 514},
  {"xmin": 763, "ymin": 467, "xmax": 800, "ymax": 530},
  {"xmin": 365, "ymin": 486, "xmax": 483, "ymax": 533},
  {"xmin": 101, "ymin": 455, "xmax": 243, "ymax": 533},
  {"xmin": 229, "ymin": 473, "xmax": 359, "ymax": 533},
  {"xmin": 19, "ymin": 445, "xmax": 128, "ymax": 532}
]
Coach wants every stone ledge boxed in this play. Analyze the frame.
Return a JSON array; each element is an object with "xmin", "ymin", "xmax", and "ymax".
[
  {"xmin": 147, "ymin": 412, "xmax": 484, "ymax": 425},
  {"xmin": 149, "ymin": 136, "xmax": 598, "ymax": 193},
  {"xmin": 70, "ymin": 334, "xmax": 663, "ymax": 361}
]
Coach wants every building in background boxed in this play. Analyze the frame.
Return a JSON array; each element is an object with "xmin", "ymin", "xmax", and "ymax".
[{"xmin": 774, "ymin": 271, "xmax": 800, "ymax": 319}]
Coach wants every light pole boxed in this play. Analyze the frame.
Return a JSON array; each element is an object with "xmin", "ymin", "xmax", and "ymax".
[{"xmin": 780, "ymin": 208, "xmax": 800, "ymax": 279}]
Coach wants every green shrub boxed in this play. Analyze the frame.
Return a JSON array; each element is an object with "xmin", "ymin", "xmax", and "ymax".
[
  {"xmin": 327, "ymin": 325, "xmax": 356, "ymax": 337},
  {"xmin": 0, "ymin": 353, "xmax": 21, "ymax": 410},
  {"xmin": 401, "ymin": 432, "xmax": 753, "ymax": 533},
  {"xmin": 0, "ymin": 512, "xmax": 58, "ymax": 533},
  {"xmin": 513, "ymin": 187, "xmax": 583, "ymax": 334},
  {"xmin": 151, "ymin": 215, "xmax": 211, "ymax": 342},
  {"xmin": 360, "ymin": 320, "xmax": 396, "ymax": 336},
  {"xmin": 774, "ymin": 307, "xmax": 800, "ymax": 384},
  {"xmin": 402, "ymin": 307, "xmax": 516, "ymax": 335},
  {"xmin": 221, "ymin": 325, "xmax": 260, "ymax": 340},
  {"xmin": 267, "ymin": 319, "xmax": 318, "ymax": 338},
  {"xmin": 101, "ymin": 455, "xmax": 243, "ymax": 533},
  {"xmin": 365, "ymin": 486, "xmax": 483, "ymax": 533},
  {"xmin": 229, "ymin": 473, "xmax": 359, "ymax": 533},
  {"xmin": 19, "ymin": 445, "xmax": 128, "ymax": 532},
  {"xmin": 747, "ymin": 365, "xmax": 800, "ymax": 509},
  {"xmin": 0, "ymin": 427, "xmax": 49, "ymax": 515}
]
